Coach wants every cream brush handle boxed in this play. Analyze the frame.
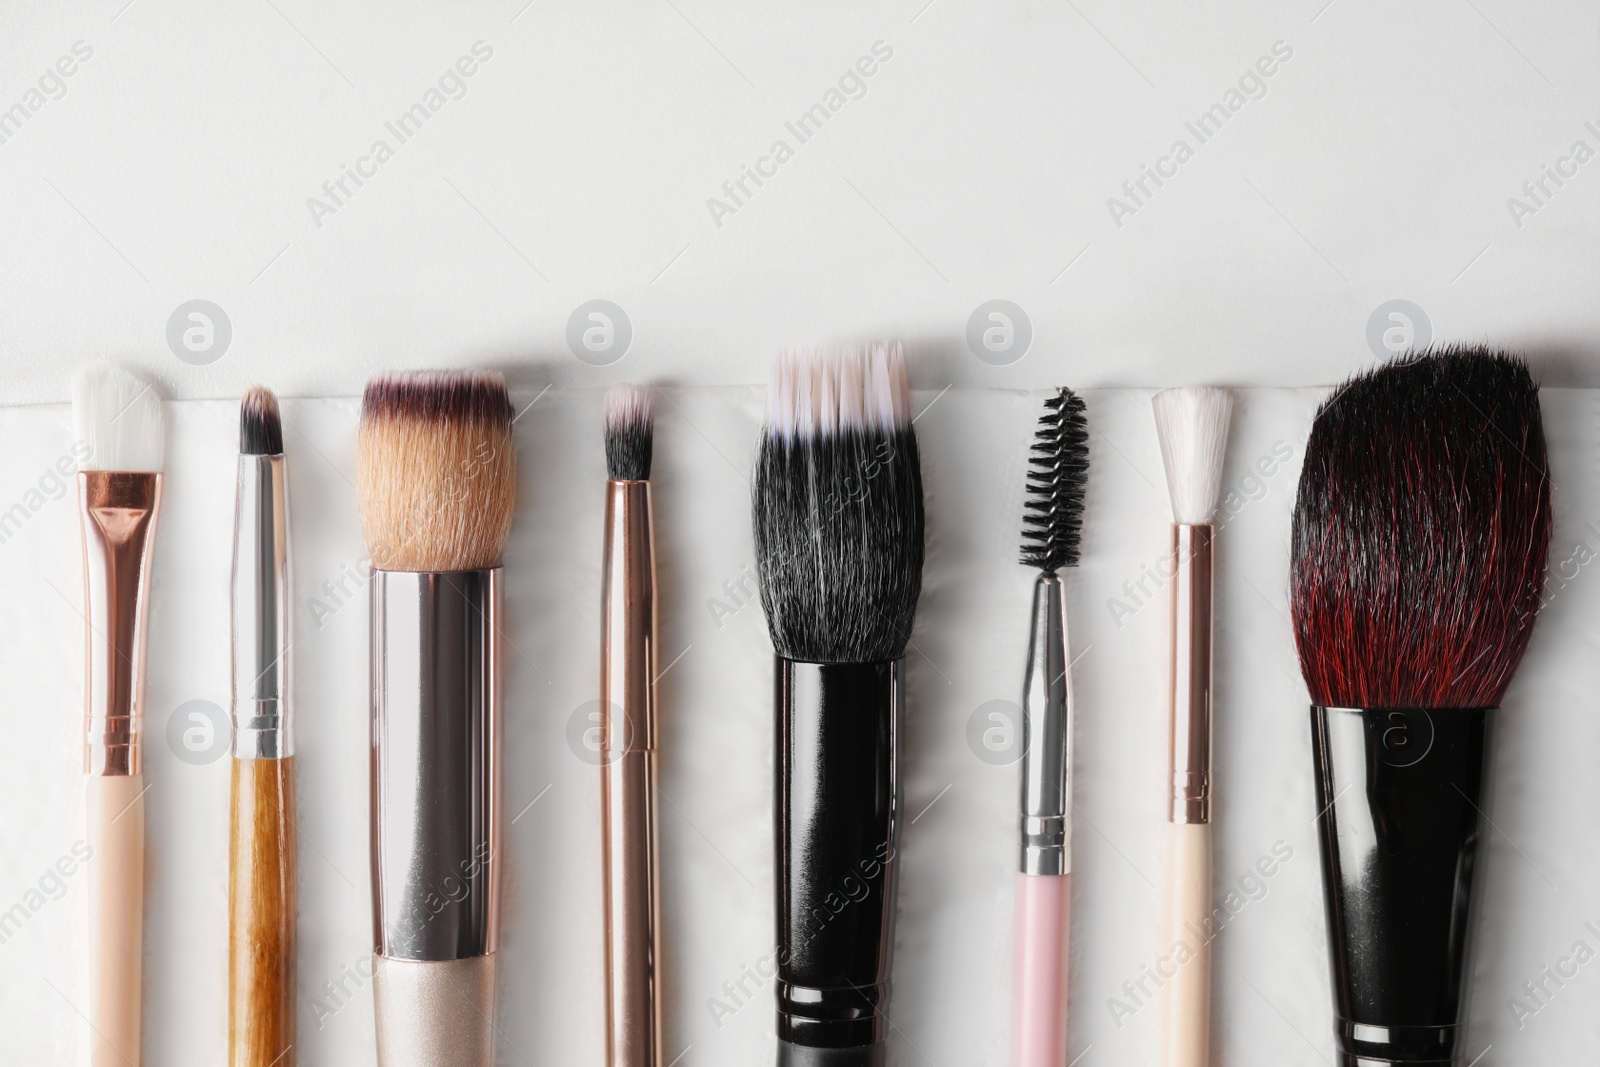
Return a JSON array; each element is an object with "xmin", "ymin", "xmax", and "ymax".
[
  {"xmin": 1160, "ymin": 821, "xmax": 1211, "ymax": 1067},
  {"xmin": 87, "ymin": 773, "xmax": 144, "ymax": 1067}
]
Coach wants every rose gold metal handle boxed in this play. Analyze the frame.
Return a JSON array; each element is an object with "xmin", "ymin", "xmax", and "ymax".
[
  {"xmin": 1167, "ymin": 524, "xmax": 1213, "ymax": 825},
  {"xmin": 600, "ymin": 480, "xmax": 664, "ymax": 1067}
]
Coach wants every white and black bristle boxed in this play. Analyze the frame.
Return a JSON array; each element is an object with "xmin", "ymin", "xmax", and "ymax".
[
  {"xmin": 72, "ymin": 362, "xmax": 165, "ymax": 472},
  {"xmin": 605, "ymin": 384, "xmax": 654, "ymax": 481},
  {"xmin": 1020, "ymin": 387, "xmax": 1089, "ymax": 572},
  {"xmin": 752, "ymin": 343, "xmax": 924, "ymax": 664},
  {"xmin": 1152, "ymin": 386, "xmax": 1234, "ymax": 524},
  {"xmin": 239, "ymin": 385, "xmax": 283, "ymax": 456}
]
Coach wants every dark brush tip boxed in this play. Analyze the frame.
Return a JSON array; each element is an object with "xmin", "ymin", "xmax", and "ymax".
[
  {"xmin": 1020, "ymin": 387, "xmax": 1089, "ymax": 571},
  {"xmin": 1290, "ymin": 345, "xmax": 1552, "ymax": 709},
  {"xmin": 752, "ymin": 424, "xmax": 925, "ymax": 664},
  {"xmin": 239, "ymin": 385, "xmax": 283, "ymax": 455},
  {"xmin": 361, "ymin": 370, "xmax": 512, "ymax": 427},
  {"xmin": 605, "ymin": 384, "xmax": 654, "ymax": 480}
]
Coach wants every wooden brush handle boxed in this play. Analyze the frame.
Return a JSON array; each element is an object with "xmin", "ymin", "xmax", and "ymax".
[
  {"xmin": 229, "ymin": 757, "xmax": 297, "ymax": 1067},
  {"xmin": 88, "ymin": 774, "xmax": 145, "ymax": 1067}
]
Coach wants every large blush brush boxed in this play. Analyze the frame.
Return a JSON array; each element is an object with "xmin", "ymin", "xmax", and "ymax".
[
  {"xmin": 73, "ymin": 363, "xmax": 165, "ymax": 1067},
  {"xmin": 1152, "ymin": 386, "xmax": 1234, "ymax": 1067},
  {"xmin": 1011, "ymin": 387, "xmax": 1089, "ymax": 1067},
  {"xmin": 1291, "ymin": 348, "xmax": 1551, "ymax": 1066},
  {"xmin": 753, "ymin": 344, "xmax": 924, "ymax": 1067},
  {"xmin": 359, "ymin": 371, "xmax": 516, "ymax": 1067}
]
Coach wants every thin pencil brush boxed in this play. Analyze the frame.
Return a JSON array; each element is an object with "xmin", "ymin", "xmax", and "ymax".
[
  {"xmin": 1291, "ymin": 347, "xmax": 1550, "ymax": 1067},
  {"xmin": 360, "ymin": 371, "xmax": 515, "ymax": 1067},
  {"xmin": 753, "ymin": 343, "xmax": 924, "ymax": 1067},
  {"xmin": 600, "ymin": 384, "xmax": 665, "ymax": 1067},
  {"xmin": 1012, "ymin": 388, "xmax": 1089, "ymax": 1067},
  {"xmin": 230, "ymin": 386, "xmax": 295, "ymax": 1067},
  {"xmin": 73, "ymin": 362, "xmax": 165, "ymax": 1067}
]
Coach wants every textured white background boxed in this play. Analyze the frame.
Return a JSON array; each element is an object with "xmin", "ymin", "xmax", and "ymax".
[
  {"xmin": 2, "ymin": 3, "xmax": 1600, "ymax": 398},
  {"xmin": 3, "ymin": 2, "xmax": 1600, "ymax": 1066},
  {"xmin": 1, "ymin": 387, "xmax": 1598, "ymax": 1067}
]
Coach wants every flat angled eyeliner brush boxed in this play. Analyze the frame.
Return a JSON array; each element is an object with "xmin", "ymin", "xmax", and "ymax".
[{"xmin": 73, "ymin": 362, "xmax": 165, "ymax": 1067}]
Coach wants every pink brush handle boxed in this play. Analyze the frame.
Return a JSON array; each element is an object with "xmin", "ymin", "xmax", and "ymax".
[{"xmin": 1012, "ymin": 871, "xmax": 1070, "ymax": 1067}]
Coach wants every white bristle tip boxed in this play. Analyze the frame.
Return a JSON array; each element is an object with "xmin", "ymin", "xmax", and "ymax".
[
  {"xmin": 605, "ymin": 383, "xmax": 653, "ymax": 431},
  {"xmin": 72, "ymin": 363, "xmax": 165, "ymax": 472},
  {"xmin": 766, "ymin": 342, "xmax": 909, "ymax": 441},
  {"xmin": 1152, "ymin": 386, "xmax": 1234, "ymax": 523}
]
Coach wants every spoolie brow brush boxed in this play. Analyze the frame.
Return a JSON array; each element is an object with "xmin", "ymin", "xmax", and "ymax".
[
  {"xmin": 73, "ymin": 362, "xmax": 165, "ymax": 1067},
  {"xmin": 599, "ymin": 384, "xmax": 665, "ymax": 1067},
  {"xmin": 753, "ymin": 343, "xmax": 924, "ymax": 1067},
  {"xmin": 1011, "ymin": 388, "xmax": 1089, "ymax": 1067},
  {"xmin": 359, "ymin": 371, "xmax": 516, "ymax": 1067},
  {"xmin": 1292, "ymin": 348, "xmax": 1551, "ymax": 1067},
  {"xmin": 1152, "ymin": 386, "xmax": 1233, "ymax": 1067},
  {"xmin": 230, "ymin": 386, "xmax": 296, "ymax": 1067}
]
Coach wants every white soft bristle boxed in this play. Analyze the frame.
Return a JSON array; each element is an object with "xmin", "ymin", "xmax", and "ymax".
[
  {"xmin": 73, "ymin": 363, "xmax": 165, "ymax": 472},
  {"xmin": 1152, "ymin": 386, "xmax": 1234, "ymax": 523},
  {"xmin": 605, "ymin": 383, "xmax": 653, "ymax": 433},
  {"xmin": 766, "ymin": 342, "xmax": 909, "ymax": 440}
]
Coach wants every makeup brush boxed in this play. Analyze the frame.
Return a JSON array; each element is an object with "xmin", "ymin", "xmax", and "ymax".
[
  {"xmin": 600, "ymin": 384, "xmax": 665, "ymax": 1067},
  {"xmin": 230, "ymin": 386, "xmax": 295, "ymax": 1067},
  {"xmin": 1152, "ymin": 386, "xmax": 1233, "ymax": 1067},
  {"xmin": 359, "ymin": 371, "xmax": 516, "ymax": 1067},
  {"xmin": 1291, "ymin": 348, "xmax": 1551, "ymax": 1066},
  {"xmin": 73, "ymin": 362, "xmax": 165, "ymax": 1067},
  {"xmin": 1011, "ymin": 388, "xmax": 1089, "ymax": 1067},
  {"xmin": 753, "ymin": 343, "xmax": 924, "ymax": 1067}
]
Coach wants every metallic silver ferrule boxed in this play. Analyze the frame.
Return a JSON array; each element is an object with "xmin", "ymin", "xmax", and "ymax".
[
  {"xmin": 1019, "ymin": 573, "xmax": 1074, "ymax": 876},
  {"xmin": 1168, "ymin": 524, "xmax": 1214, "ymax": 825},
  {"xmin": 231, "ymin": 454, "xmax": 292, "ymax": 760},
  {"xmin": 371, "ymin": 568, "xmax": 502, "ymax": 962}
]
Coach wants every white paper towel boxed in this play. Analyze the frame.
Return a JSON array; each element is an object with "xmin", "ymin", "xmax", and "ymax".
[{"xmin": 0, "ymin": 386, "xmax": 1596, "ymax": 1066}]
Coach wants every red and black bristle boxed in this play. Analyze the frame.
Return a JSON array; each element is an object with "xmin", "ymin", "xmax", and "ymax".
[
  {"xmin": 1020, "ymin": 387, "xmax": 1089, "ymax": 574},
  {"xmin": 1290, "ymin": 346, "xmax": 1553, "ymax": 709}
]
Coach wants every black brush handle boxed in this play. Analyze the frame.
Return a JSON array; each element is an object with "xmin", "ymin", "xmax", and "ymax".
[
  {"xmin": 1310, "ymin": 705, "xmax": 1494, "ymax": 1066},
  {"xmin": 775, "ymin": 658, "xmax": 903, "ymax": 1058}
]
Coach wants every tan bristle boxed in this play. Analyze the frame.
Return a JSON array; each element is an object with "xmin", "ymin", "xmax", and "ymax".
[{"xmin": 357, "ymin": 371, "xmax": 516, "ymax": 572}]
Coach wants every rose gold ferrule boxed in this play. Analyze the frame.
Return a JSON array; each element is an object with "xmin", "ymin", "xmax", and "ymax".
[
  {"xmin": 79, "ymin": 471, "xmax": 162, "ymax": 777},
  {"xmin": 600, "ymin": 479, "xmax": 664, "ymax": 1067},
  {"xmin": 1168, "ymin": 523, "xmax": 1214, "ymax": 825}
]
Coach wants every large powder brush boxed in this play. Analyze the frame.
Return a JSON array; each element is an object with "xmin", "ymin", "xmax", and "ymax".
[{"xmin": 1290, "ymin": 347, "xmax": 1551, "ymax": 1067}]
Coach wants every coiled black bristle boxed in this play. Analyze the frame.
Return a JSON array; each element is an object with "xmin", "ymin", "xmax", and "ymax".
[
  {"xmin": 1291, "ymin": 346, "xmax": 1552, "ymax": 709},
  {"xmin": 1020, "ymin": 387, "xmax": 1089, "ymax": 571},
  {"xmin": 239, "ymin": 385, "xmax": 283, "ymax": 455},
  {"xmin": 605, "ymin": 384, "xmax": 654, "ymax": 481},
  {"xmin": 753, "ymin": 345, "xmax": 924, "ymax": 664}
]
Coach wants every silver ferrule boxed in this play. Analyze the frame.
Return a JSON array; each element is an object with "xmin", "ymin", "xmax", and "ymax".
[
  {"xmin": 1168, "ymin": 524, "xmax": 1214, "ymax": 825},
  {"xmin": 371, "ymin": 568, "xmax": 502, "ymax": 962},
  {"xmin": 1019, "ymin": 573, "xmax": 1074, "ymax": 876},
  {"xmin": 231, "ymin": 454, "xmax": 292, "ymax": 759}
]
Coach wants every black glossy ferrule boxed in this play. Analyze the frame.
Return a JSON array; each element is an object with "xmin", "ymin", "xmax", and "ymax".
[
  {"xmin": 775, "ymin": 658, "xmax": 903, "ymax": 1053},
  {"xmin": 1309, "ymin": 705, "xmax": 1495, "ymax": 1066}
]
